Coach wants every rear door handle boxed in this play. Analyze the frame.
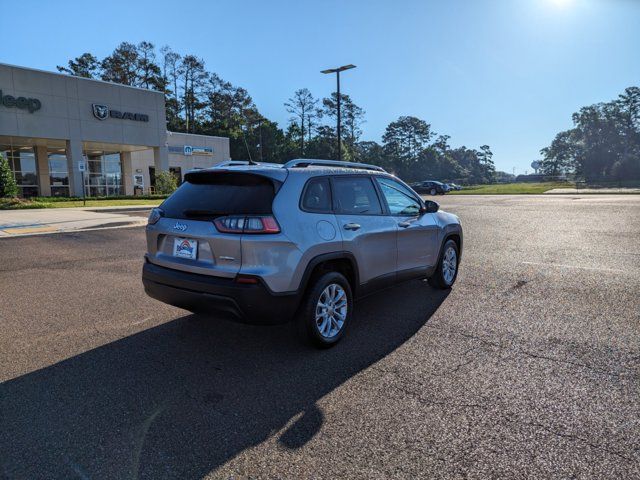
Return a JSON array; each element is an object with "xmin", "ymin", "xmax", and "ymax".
[
  {"xmin": 398, "ymin": 221, "xmax": 411, "ymax": 228},
  {"xmin": 344, "ymin": 223, "xmax": 361, "ymax": 231}
]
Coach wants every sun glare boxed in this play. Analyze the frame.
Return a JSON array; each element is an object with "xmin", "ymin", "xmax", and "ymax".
[{"xmin": 549, "ymin": 0, "xmax": 573, "ymax": 7}]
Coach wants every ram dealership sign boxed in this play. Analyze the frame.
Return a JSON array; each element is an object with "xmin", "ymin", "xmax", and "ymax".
[
  {"xmin": 0, "ymin": 90, "xmax": 42, "ymax": 113},
  {"xmin": 92, "ymin": 103, "xmax": 149, "ymax": 122}
]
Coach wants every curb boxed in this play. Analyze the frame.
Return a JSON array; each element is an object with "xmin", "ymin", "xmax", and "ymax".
[{"xmin": 0, "ymin": 218, "xmax": 146, "ymax": 238}]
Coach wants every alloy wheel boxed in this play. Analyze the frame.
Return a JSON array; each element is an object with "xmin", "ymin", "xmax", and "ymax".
[
  {"xmin": 315, "ymin": 283, "xmax": 348, "ymax": 338},
  {"xmin": 442, "ymin": 246, "xmax": 457, "ymax": 285}
]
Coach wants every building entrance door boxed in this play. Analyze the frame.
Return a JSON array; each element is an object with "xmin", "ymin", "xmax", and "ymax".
[{"xmin": 83, "ymin": 151, "xmax": 123, "ymax": 197}]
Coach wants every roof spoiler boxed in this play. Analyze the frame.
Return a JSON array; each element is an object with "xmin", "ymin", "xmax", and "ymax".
[
  {"xmin": 214, "ymin": 160, "xmax": 257, "ymax": 167},
  {"xmin": 185, "ymin": 165, "xmax": 288, "ymax": 185}
]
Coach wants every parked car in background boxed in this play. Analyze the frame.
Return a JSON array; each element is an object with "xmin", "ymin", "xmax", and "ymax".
[
  {"xmin": 410, "ymin": 180, "xmax": 449, "ymax": 195},
  {"xmin": 143, "ymin": 159, "xmax": 463, "ymax": 348},
  {"xmin": 448, "ymin": 183, "xmax": 462, "ymax": 191}
]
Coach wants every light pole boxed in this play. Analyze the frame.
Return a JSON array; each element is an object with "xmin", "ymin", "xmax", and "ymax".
[{"xmin": 321, "ymin": 64, "xmax": 356, "ymax": 161}]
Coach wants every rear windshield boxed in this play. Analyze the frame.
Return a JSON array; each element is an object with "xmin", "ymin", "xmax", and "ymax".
[{"xmin": 160, "ymin": 172, "xmax": 277, "ymax": 220}]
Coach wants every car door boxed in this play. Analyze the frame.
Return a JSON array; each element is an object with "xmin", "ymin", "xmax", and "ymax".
[
  {"xmin": 331, "ymin": 175, "xmax": 398, "ymax": 291},
  {"xmin": 375, "ymin": 176, "xmax": 440, "ymax": 279}
]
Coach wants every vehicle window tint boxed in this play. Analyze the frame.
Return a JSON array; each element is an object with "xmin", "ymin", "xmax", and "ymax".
[
  {"xmin": 332, "ymin": 176, "xmax": 382, "ymax": 215},
  {"xmin": 385, "ymin": 177, "xmax": 420, "ymax": 199},
  {"xmin": 302, "ymin": 177, "xmax": 331, "ymax": 212},
  {"xmin": 377, "ymin": 177, "xmax": 421, "ymax": 216},
  {"xmin": 160, "ymin": 172, "xmax": 276, "ymax": 220}
]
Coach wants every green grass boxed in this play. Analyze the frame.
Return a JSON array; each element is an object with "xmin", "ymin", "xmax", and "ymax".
[
  {"xmin": 0, "ymin": 197, "xmax": 163, "ymax": 210},
  {"xmin": 449, "ymin": 182, "xmax": 571, "ymax": 195}
]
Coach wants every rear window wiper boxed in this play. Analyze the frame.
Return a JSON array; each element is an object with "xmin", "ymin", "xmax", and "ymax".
[{"xmin": 182, "ymin": 209, "xmax": 227, "ymax": 217}]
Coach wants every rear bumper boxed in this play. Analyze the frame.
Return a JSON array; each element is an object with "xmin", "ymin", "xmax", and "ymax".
[{"xmin": 142, "ymin": 261, "xmax": 300, "ymax": 325}]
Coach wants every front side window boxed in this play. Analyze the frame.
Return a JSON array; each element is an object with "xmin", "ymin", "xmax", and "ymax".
[
  {"xmin": 376, "ymin": 177, "xmax": 421, "ymax": 216},
  {"xmin": 301, "ymin": 177, "xmax": 332, "ymax": 213},
  {"xmin": 332, "ymin": 176, "xmax": 382, "ymax": 215}
]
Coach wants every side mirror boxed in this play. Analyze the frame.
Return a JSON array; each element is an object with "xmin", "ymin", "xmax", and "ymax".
[{"xmin": 422, "ymin": 200, "xmax": 439, "ymax": 213}]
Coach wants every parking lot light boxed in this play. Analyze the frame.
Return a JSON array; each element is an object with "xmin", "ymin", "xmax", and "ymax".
[{"xmin": 321, "ymin": 64, "xmax": 357, "ymax": 161}]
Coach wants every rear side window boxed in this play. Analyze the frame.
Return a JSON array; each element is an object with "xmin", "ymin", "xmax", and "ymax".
[
  {"xmin": 160, "ymin": 172, "xmax": 277, "ymax": 220},
  {"xmin": 301, "ymin": 177, "xmax": 332, "ymax": 213},
  {"xmin": 332, "ymin": 176, "xmax": 382, "ymax": 215}
]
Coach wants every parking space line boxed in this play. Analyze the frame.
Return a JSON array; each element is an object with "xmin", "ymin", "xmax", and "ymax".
[{"xmin": 2, "ymin": 226, "xmax": 57, "ymax": 235}]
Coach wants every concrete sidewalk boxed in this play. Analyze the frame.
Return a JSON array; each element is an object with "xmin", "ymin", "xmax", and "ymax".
[
  {"xmin": 0, "ymin": 207, "xmax": 149, "ymax": 238},
  {"xmin": 545, "ymin": 187, "xmax": 640, "ymax": 194}
]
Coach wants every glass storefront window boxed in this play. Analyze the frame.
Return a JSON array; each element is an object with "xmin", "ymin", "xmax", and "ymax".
[
  {"xmin": 0, "ymin": 145, "xmax": 39, "ymax": 197},
  {"xmin": 0, "ymin": 143, "xmax": 125, "ymax": 198},
  {"xmin": 83, "ymin": 151, "xmax": 123, "ymax": 197},
  {"xmin": 48, "ymin": 150, "xmax": 69, "ymax": 197}
]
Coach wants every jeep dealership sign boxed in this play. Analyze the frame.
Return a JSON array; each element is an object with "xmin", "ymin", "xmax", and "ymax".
[{"xmin": 0, "ymin": 90, "xmax": 42, "ymax": 113}]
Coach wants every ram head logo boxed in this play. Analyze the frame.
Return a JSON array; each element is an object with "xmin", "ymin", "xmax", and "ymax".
[{"xmin": 92, "ymin": 104, "xmax": 109, "ymax": 121}]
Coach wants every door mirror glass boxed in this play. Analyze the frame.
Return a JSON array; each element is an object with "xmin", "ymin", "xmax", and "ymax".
[{"xmin": 423, "ymin": 200, "xmax": 439, "ymax": 213}]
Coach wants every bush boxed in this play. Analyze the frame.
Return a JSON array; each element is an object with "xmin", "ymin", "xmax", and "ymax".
[
  {"xmin": 0, "ymin": 197, "xmax": 49, "ymax": 209},
  {"xmin": 611, "ymin": 156, "xmax": 640, "ymax": 181},
  {"xmin": 155, "ymin": 170, "xmax": 178, "ymax": 195},
  {"xmin": 31, "ymin": 194, "xmax": 168, "ymax": 202},
  {"xmin": 0, "ymin": 153, "xmax": 18, "ymax": 197}
]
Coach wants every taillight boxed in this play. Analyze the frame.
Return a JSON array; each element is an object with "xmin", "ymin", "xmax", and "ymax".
[
  {"xmin": 147, "ymin": 207, "xmax": 163, "ymax": 225},
  {"xmin": 213, "ymin": 215, "xmax": 280, "ymax": 234},
  {"xmin": 214, "ymin": 216, "xmax": 245, "ymax": 233}
]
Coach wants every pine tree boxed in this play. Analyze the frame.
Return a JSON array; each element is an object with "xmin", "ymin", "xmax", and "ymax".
[{"xmin": 0, "ymin": 154, "xmax": 18, "ymax": 197}]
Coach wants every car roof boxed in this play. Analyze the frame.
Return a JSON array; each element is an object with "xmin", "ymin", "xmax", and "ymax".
[{"xmin": 191, "ymin": 159, "xmax": 392, "ymax": 182}]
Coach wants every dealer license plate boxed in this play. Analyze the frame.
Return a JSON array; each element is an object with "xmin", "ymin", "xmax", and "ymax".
[{"xmin": 173, "ymin": 238, "xmax": 198, "ymax": 260}]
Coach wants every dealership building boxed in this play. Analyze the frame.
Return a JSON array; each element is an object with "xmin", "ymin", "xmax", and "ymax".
[{"xmin": 0, "ymin": 63, "xmax": 230, "ymax": 197}]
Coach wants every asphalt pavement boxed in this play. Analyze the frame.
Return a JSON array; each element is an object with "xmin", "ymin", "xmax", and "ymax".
[
  {"xmin": 1, "ymin": 195, "xmax": 639, "ymax": 479},
  {"xmin": 0, "ymin": 206, "xmax": 147, "ymax": 237}
]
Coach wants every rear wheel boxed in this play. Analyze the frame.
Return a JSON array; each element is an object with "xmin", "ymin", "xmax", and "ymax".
[
  {"xmin": 428, "ymin": 239, "xmax": 459, "ymax": 289},
  {"xmin": 430, "ymin": 188, "xmax": 437, "ymax": 196},
  {"xmin": 297, "ymin": 272, "xmax": 352, "ymax": 348}
]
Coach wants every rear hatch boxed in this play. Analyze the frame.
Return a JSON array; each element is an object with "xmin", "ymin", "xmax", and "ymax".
[{"xmin": 146, "ymin": 169, "xmax": 284, "ymax": 278}]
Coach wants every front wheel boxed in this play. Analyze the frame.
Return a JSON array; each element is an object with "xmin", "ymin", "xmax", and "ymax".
[
  {"xmin": 428, "ymin": 239, "xmax": 459, "ymax": 289},
  {"xmin": 297, "ymin": 272, "xmax": 353, "ymax": 348}
]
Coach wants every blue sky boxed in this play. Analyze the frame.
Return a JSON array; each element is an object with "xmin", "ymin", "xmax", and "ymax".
[{"xmin": 2, "ymin": 0, "xmax": 638, "ymax": 174}]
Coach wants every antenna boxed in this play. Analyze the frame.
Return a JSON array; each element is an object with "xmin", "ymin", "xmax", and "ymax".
[{"xmin": 241, "ymin": 124, "xmax": 257, "ymax": 165}]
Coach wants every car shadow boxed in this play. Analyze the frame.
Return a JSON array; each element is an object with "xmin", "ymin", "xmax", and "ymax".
[{"xmin": 1, "ymin": 280, "xmax": 449, "ymax": 479}]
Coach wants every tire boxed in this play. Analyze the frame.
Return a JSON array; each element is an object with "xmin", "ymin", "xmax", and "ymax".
[
  {"xmin": 296, "ymin": 271, "xmax": 353, "ymax": 348},
  {"xmin": 430, "ymin": 188, "xmax": 437, "ymax": 196},
  {"xmin": 428, "ymin": 239, "xmax": 459, "ymax": 289}
]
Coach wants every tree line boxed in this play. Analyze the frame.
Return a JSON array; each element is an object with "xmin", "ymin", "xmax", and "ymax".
[
  {"xmin": 58, "ymin": 41, "xmax": 497, "ymax": 183},
  {"xmin": 540, "ymin": 87, "xmax": 640, "ymax": 182}
]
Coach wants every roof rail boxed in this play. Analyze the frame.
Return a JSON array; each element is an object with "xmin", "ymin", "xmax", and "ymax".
[{"xmin": 283, "ymin": 159, "xmax": 386, "ymax": 172}]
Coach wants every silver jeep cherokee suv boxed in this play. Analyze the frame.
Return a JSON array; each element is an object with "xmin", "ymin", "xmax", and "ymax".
[{"xmin": 142, "ymin": 159, "xmax": 462, "ymax": 347}]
